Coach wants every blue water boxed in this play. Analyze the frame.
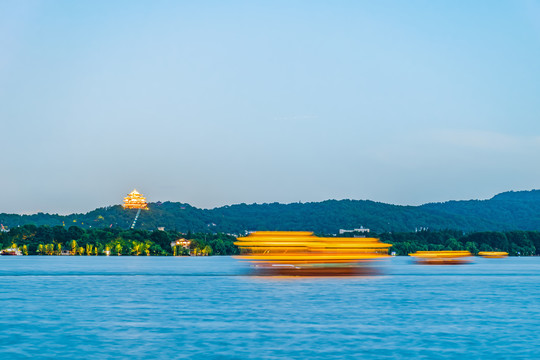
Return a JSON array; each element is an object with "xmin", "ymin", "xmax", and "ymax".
[{"xmin": 1, "ymin": 256, "xmax": 539, "ymax": 359}]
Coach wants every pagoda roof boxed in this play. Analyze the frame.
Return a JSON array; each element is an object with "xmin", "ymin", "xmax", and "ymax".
[{"xmin": 123, "ymin": 188, "xmax": 149, "ymax": 210}]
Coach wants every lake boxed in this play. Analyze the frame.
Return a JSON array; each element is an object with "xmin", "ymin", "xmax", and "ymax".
[{"xmin": 0, "ymin": 256, "xmax": 539, "ymax": 359}]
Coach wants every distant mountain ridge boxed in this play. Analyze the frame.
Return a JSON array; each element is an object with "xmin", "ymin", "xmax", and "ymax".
[{"xmin": 1, "ymin": 190, "xmax": 539, "ymax": 233}]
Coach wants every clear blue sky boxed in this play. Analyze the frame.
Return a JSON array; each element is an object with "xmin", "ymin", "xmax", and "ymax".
[{"xmin": 1, "ymin": 1, "xmax": 540, "ymax": 214}]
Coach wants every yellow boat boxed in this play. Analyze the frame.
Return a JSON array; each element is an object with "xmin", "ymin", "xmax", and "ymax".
[
  {"xmin": 478, "ymin": 251, "xmax": 508, "ymax": 258},
  {"xmin": 234, "ymin": 231, "xmax": 391, "ymax": 275},
  {"xmin": 408, "ymin": 250, "xmax": 472, "ymax": 265}
]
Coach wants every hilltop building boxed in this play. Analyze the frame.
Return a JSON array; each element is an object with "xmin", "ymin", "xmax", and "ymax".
[{"xmin": 123, "ymin": 189, "xmax": 149, "ymax": 210}]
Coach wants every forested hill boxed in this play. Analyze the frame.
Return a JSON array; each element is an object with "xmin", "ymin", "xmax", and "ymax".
[
  {"xmin": 419, "ymin": 190, "xmax": 540, "ymax": 231},
  {"xmin": 1, "ymin": 190, "xmax": 540, "ymax": 233}
]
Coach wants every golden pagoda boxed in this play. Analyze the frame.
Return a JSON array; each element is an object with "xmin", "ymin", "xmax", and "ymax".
[
  {"xmin": 234, "ymin": 231, "xmax": 391, "ymax": 275},
  {"xmin": 123, "ymin": 189, "xmax": 149, "ymax": 210}
]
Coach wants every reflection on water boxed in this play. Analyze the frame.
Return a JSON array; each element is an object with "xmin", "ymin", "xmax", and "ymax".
[
  {"xmin": 1, "ymin": 256, "xmax": 539, "ymax": 359},
  {"xmin": 247, "ymin": 262, "xmax": 385, "ymax": 277}
]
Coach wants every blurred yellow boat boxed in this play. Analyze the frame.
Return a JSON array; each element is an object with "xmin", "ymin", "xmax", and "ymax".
[
  {"xmin": 408, "ymin": 250, "xmax": 472, "ymax": 265},
  {"xmin": 234, "ymin": 231, "xmax": 391, "ymax": 275},
  {"xmin": 478, "ymin": 251, "xmax": 508, "ymax": 258}
]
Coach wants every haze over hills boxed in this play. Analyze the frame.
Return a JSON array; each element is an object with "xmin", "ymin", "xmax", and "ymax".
[{"xmin": 1, "ymin": 190, "xmax": 540, "ymax": 234}]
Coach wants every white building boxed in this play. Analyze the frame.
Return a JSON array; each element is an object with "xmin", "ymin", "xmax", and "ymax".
[{"xmin": 339, "ymin": 227, "xmax": 370, "ymax": 234}]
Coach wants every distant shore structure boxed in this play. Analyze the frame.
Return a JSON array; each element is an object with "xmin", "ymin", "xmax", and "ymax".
[
  {"xmin": 123, "ymin": 189, "xmax": 149, "ymax": 229},
  {"xmin": 339, "ymin": 227, "xmax": 370, "ymax": 235}
]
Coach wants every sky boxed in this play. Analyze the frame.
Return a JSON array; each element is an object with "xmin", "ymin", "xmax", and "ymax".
[{"xmin": 1, "ymin": 0, "xmax": 540, "ymax": 214}]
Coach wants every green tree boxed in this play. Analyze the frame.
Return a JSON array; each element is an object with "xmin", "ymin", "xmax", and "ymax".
[
  {"xmin": 143, "ymin": 241, "xmax": 152, "ymax": 256},
  {"xmin": 150, "ymin": 243, "xmax": 165, "ymax": 256},
  {"xmin": 202, "ymin": 245, "xmax": 213, "ymax": 256},
  {"xmin": 211, "ymin": 239, "xmax": 226, "ymax": 255},
  {"xmin": 46, "ymin": 244, "xmax": 55, "ymax": 255},
  {"xmin": 115, "ymin": 243, "xmax": 123, "ymax": 256},
  {"xmin": 445, "ymin": 238, "xmax": 462, "ymax": 250},
  {"xmin": 479, "ymin": 243, "xmax": 494, "ymax": 252},
  {"xmin": 70, "ymin": 240, "xmax": 78, "ymax": 255},
  {"xmin": 465, "ymin": 241, "xmax": 479, "ymax": 255},
  {"xmin": 131, "ymin": 241, "xmax": 142, "ymax": 256},
  {"xmin": 68, "ymin": 226, "xmax": 84, "ymax": 240},
  {"xmin": 96, "ymin": 243, "xmax": 104, "ymax": 256}
]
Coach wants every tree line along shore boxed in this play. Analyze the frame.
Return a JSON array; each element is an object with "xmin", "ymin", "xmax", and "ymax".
[
  {"xmin": 1, "ymin": 225, "xmax": 540, "ymax": 256},
  {"xmin": 1, "ymin": 225, "xmax": 238, "ymax": 256}
]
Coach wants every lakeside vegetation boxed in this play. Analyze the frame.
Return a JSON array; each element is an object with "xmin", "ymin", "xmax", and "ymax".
[
  {"xmin": 377, "ymin": 229, "xmax": 540, "ymax": 256},
  {"xmin": 0, "ymin": 225, "xmax": 238, "ymax": 256},
  {"xmin": 1, "ymin": 225, "xmax": 539, "ymax": 256}
]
